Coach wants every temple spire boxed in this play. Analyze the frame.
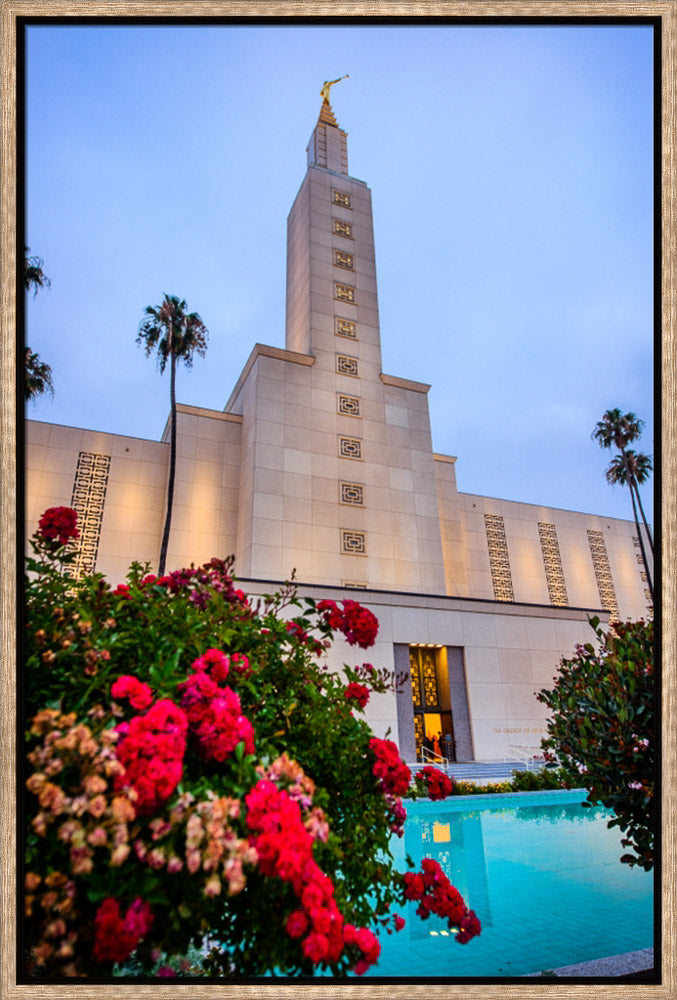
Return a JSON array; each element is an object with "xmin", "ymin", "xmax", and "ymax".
[{"xmin": 307, "ymin": 76, "xmax": 349, "ymax": 174}]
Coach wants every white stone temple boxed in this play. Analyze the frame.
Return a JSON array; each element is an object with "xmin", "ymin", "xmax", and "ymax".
[{"xmin": 25, "ymin": 94, "xmax": 652, "ymax": 764}]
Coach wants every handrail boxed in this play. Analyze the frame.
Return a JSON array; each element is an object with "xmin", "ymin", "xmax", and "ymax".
[
  {"xmin": 504, "ymin": 744, "xmax": 547, "ymax": 770},
  {"xmin": 420, "ymin": 746, "xmax": 447, "ymax": 765}
]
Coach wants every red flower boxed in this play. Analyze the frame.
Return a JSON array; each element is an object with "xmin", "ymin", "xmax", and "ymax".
[
  {"xmin": 245, "ymin": 780, "xmax": 349, "ymax": 967},
  {"xmin": 403, "ymin": 859, "xmax": 481, "ymax": 943},
  {"xmin": 369, "ymin": 738, "xmax": 411, "ymax": 797},
  {"xmin": 93, "ymin": 897, "xmax": 153, "ymax": 963},
  {"xmin": 37, "ymin": 506, "xmax": 79, "ymax": 546},
  {"xmin": 403, "ymin": 873, "xmax": 424, "ymax": 900},
  {"xmin": 317, "ymin": 600, "xmax": 379, "ymax": 649},
  {"xmin": 111, "ymin": 675, "xmax": 154, "ymax": 711},
  {"xmin": 286, "ymin": 909, "xmax": 309, "ymax": 939},
  {"xmin": 344, "ymin": 682, "xmax": 369, "ymax": 709},
  {"xmin": 419, "ymin": 765, "xmax": 454, "ymax": 801},
  {"xmin": 302, "ymin": 931, "xmax": 329, "ymax": 964},
  {"xmin": 229, "ymin": 652, "xmax": 251, "ymax": 677},
  {"xmin": 114, "ymin": 699, "xmax": 188, "ymax": 816},
  {"xmin": 178, "ymin": 672, "xmax": 255, "ymax": 763}
]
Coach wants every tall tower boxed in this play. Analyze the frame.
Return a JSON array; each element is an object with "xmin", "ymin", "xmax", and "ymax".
[{"xmin": 227, "ymin": 90, "xmax": 447, "ymax": 594}]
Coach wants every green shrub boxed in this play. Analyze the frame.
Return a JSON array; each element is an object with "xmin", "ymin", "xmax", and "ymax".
[
  {"xmin": 23, "ymin": 509, "xmax": 481, "ymax": 978},
  {"xmin": 537, "ymin": 616, "xmax": 655, "ymax": 869}
]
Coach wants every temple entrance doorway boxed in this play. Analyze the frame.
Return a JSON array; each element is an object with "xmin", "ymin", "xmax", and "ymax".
[{"xmin": 409, "ymin": 645, "xmax": 456, "ymax": 762}]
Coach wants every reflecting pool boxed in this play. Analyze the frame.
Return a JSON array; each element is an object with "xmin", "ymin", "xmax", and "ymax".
[{"xmin": 361, "ymin": 788, "xmax": 654, "ymax": 978}]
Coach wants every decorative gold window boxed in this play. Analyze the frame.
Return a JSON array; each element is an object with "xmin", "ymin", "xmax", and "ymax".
[
  {"xmin": 333, "ymin": 189, "xmax": 351, "ymax": 208},
  {"xmin": 334, "ymin": 250, "xmax": 354, "ymax": 269},
  {"xmin": 340, "ymin": 482, "xmax": 364, "ymax": 506},
  {"xmin": 337, "ymin": 393, "xmax": 360, "ymax": 417},
  {"xmin": 336, "ymin": 354, "xmax": 359, "ymax": 377},
  {"xmin": 334, "ymin": 282, "xmax": 355, "ymax": 303},
  {"xmin": 68, "ymin": 451, "xmax": 112, "ymax": 578},
  {"xmin": 587, "ymin": 530, "xmax": 619, "ymax": 620},
  {"xmin": 484, "ymin": 513, "xmax": 514, "ymax": 602},
  {"xmin": 335, "ymin": 317, "xmax": 357, "ymax": 339},
  {"xmin": 538, "ymin": 522, "xmax": 568, "ymax": 607},
  {"xmin": 342, "ymin": 530, "xmax": 366, "ymax": 555},
  {"xmin": 333, "ymin": 219, "xmax": 353, "ymax": 238},
  {"xmin": 339, "ymin": 436, "xmax": 362, "ymax": 460}
]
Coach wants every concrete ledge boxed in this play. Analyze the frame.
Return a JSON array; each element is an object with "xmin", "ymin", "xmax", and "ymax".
[
  {"xmin": 225, "ymin": 343, "xmax": 315, "ymax": 411},
  {"xmin": 380, "ymin": 372, "xmax": 431, "ymax": 394},
  {"xmin": 525, "ymin": 947, "xmax": 654, "ymax": 978}
]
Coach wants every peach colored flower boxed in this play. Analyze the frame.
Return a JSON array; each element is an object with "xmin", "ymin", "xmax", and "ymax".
[{"xmin": 110, "ymin": 843, "xmax": 131, "ymax": 867}]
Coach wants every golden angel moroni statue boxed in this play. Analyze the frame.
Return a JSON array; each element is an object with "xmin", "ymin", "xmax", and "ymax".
[{"xmin": 320, "ymin": 75, "xmax": 349, "ymax": 103}]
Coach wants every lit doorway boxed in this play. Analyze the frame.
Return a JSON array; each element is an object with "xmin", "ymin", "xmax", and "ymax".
[{"xmin": 409, "ymin": 645, "xmax": 456, "ymax": 762}]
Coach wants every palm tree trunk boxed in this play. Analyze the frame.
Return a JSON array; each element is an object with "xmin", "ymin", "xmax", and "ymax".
[
  {"xmin": 158, "ymin": 349, "xmax": 176, "ymax": 577},
  {"xmin": 631, "ymin": 477, "xmax": 654, "ymax": 555},
  {"xmin": 628, "ymin": 480, "xmax": 653, "ymax": 604}
]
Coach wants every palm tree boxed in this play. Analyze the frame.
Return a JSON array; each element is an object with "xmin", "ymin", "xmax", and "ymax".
[
  {"xmin": 137, "ymin": 294, "xmax": 208, "ymax": 576},
  {"xmin": 24, "ymin": 247, "xmax": 54, "ymax": 401},
  {"xmin": 605, "ymin": 451, "xmax": 653, "ymax": 602},
  {"xmin": 25, "ymin": 348, "xmax": 54, "ymax": 400},
  {"xmin": 592, "ymin": 408, "xmax": 653, "ymax": 597},
  {"xmin": 24, "ymin": 247, "xmax": 51, "ymax": 296}
]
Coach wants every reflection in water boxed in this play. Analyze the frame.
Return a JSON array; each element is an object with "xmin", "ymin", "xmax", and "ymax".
[
  {"xmin": 406, "ymin": 811, "xmax": 492, "ymax": 932},
  {"xmin": 386, "ymin": 793, "xmax": 653, "ymax": 976}
]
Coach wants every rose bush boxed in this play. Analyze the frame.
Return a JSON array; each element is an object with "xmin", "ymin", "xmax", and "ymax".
[
  {"xmin": 24, "ymin": 509, "xmax": 481, "ymax": 978},
  {"xmin": 537, "ymin": 616, "xmax": 655, "ymax": 870}
]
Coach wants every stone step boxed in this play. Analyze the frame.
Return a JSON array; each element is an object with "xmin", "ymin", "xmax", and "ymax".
[{"xmin": 407, "ymin": 760, "xmax": 544, "ymax": 783}]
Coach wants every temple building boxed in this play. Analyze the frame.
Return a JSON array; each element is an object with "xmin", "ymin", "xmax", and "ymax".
[{"xmin": 25, "ymin": 92, "xmax": 652, "ymax": 764}]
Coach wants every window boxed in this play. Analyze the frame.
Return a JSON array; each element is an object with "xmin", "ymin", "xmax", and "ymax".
[
  {"xmin": 333, "ymin": 219, "xmax": 353, "ymax": 238},
  {"xmin": 339, "ymin": 436, "xmax": 362, "ymax": 460},
  {"xmin": 340, "ymin": 482, "xmax": 364, "ymax": 505},
  {"xmin": 337, "ymin": 393, "xmax": 360, "ymax": 416},
  {"xmin": 336, "ymin": 354, "xmax": 359, "ymax": 377},
  {"xmin": 334, "ymin": 282, "xmax": 355, "ymax": 303},
  {"xmin": 333, "ymin": 189, "xmax": 351, "ymax": 208},
  {"xmin": 335, "ymin": 317, "xmax": 357, "ymax": 339},
  {"xmin": 333, "ymin": 250, "xmax": 354, "ymax": 269},
  {"xmin": 341, "ymin": 530, "xmax": 366, "ymax": 554}
]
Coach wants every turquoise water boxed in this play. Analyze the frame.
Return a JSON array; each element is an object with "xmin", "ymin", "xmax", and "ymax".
[{"xmin": 361, "ymin": 789, "xmax": 654, "ymax": 979}]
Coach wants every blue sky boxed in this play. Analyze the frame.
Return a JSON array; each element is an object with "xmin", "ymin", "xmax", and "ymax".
[{"xmin": 24, "ymin": 21, "xmax": 655, "ymax": 523}]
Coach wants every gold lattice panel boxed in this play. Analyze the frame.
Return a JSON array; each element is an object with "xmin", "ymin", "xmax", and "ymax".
[
  {"xmin": 538, "ymin": 522, "xmax": 569, "ymax": 607},
  {"xmin": 337, "ymin": 393, "xmax": 361, "ymax": 416},
  {"xmin": 335, "ymin": 317, "xmax": 357, "ymax": 339},
  {"xmin": 484, "ymin": 513, "xmax": 514, "ymax": 601},
  {"xmin": 341, "ymin": 530, "xmax": 366, "ymax": 555},
  {"xmin": 334, "ymin": 282, "xmax": 355, "ymax": 303},
  {"xmin": 414, "ymin": 714, "xmax": 424, "ymax": 757},
  {"xmin": 340, "ymin": 482, "xmax": 364, "ymax": 506},
  {"xmin": 410, "ymin": 651, "xmax": 422, "ymax": 708},
  {"xmin": 587, "ymin": 530, "xmax": 619, "ymax": 619},
  {"xmin": 333, "ymin": 189, "xmax": 351, "ymax": 208},
  {"xmin": 336, "ymin": 354, "xmax": 359, "ymax": 377},
  {"xmin": 334, "ymin": 249, "xmax": 354, "ymax": 269},
  {"xmin": 333, "ymin": 219, "xmax": 353, "ymax": 238},
  {"xmin": 421, "ymin": 649, "xmax": 439, "ymax": 707},
  {"xmin": 68, "ymin": 451, "xmax": 111, "ymax": 578},
  {"xmin": 339, "ymin": 436, "xmax": 362, "ymax": 460}
]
